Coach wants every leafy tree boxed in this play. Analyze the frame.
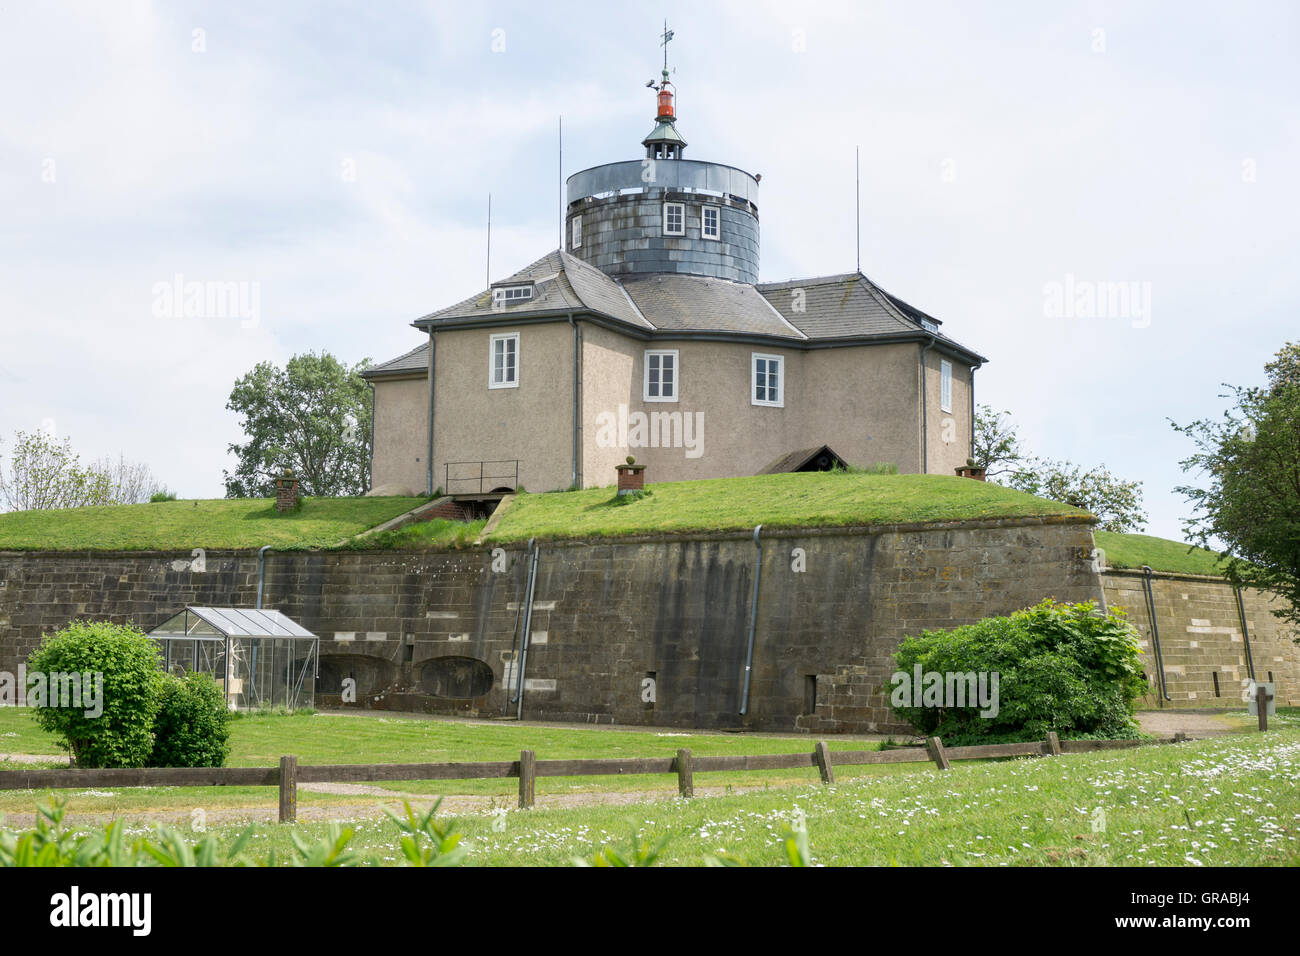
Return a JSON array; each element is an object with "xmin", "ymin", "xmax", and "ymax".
[
  {"xmin": 223, "ymin": 352, "xmax": 373, "ymax": 498},
  {"xmin": 0, "ymin": 431, "xmax": 164, "ymax": 511},
  {"xmin": 1172, "ymin": 341, "xmax": 1300, "ymax": 629},
  {"xmin": 1006, "ymin": 458, "xmax": 1147, "ymax": 533},
  {"xmin": 971, "ymin": 405, "xmax": 1026, "ymax": 478}
]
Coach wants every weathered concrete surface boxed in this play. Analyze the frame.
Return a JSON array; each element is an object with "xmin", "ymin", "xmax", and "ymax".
[{"xmin": 0, "ymin": 515, "xmax": 1107, "ymax": 734}]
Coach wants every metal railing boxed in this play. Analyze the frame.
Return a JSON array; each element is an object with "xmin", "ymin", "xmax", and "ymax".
[{"xmin": 443, "ymin": 460, "xmax": 519, "ymax": 495}]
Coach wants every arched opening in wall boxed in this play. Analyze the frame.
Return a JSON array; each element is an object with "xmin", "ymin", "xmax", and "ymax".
[
  {"xmin": 317, "ymin": 654, "xmax": 397, "ymax": 700},
  {"xmin": 418, "ymin": 656, "xmax": 494, "ymax": 699}
]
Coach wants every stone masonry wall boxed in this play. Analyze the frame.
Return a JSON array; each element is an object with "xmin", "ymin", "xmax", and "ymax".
[
  {"xmin": 1101, "ymin": 569, "xmax": 1299, "ymax": 709},
  {"xmin": 0, "ymin": 515, "xmax": 1105, "ymax": 734}
]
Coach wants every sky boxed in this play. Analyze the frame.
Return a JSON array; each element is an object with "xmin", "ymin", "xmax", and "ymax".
[{"xmin": 1, "ymin": 0, "xmax": 1296, "ymax": 541}]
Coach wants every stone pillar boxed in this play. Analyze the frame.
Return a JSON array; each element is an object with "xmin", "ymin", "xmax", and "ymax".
[{"xmin": 276, "ymin": 472, "xmax": 300, "ymax": 512}]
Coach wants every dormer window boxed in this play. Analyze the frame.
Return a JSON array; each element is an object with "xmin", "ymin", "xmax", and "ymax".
[
  {"xmin": 663, "ymin": 202, "xmax": 685, "ymax": 236},
  {"xmin": 920, "ymin": 317, "xmax": 939, "ymax": 333},
  {"xmin": 491, "ymin": 285, "xmax": 533, "ymax": 307}
]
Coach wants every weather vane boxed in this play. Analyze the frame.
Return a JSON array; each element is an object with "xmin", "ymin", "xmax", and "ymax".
[{"xmin": 661, "ymin": 20, "xmax": 674, "ymax": 74}]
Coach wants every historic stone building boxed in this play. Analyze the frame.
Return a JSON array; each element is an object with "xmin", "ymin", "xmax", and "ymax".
[{"xmin": 364, "ymin": 41, "xmax": 987, "ymax": 498}]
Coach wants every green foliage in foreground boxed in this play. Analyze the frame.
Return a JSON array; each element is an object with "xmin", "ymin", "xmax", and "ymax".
[
  {"xmin": 149, "ymin": 673, "xmax": 232, "ymax": 769},
  {"xmin": 890, "ymin": 600, "xmax": 1146, "ymax": 745},
  {"xmin": 488, "ymin": 472, "xmax": 1088, "ymax": 543},
  {"xmin": 27, "ymin": 621, "xmax": 161, "ymax": 769}
]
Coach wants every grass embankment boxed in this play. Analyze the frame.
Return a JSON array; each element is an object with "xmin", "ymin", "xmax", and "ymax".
[
  {"xmin": 486, "ymin": 473, "xmax": 1089, "ymax": 544},
  {"xmin": 0, "ymin": 497, "xmax": 428, "ymax": 551},
  {"xmin": 0, "ymin": 709, "xmax": 897, "ymax": 814},
  {"xmin": 1095, "ymin": 531, "xmax": 1226, "ymax": 577}
]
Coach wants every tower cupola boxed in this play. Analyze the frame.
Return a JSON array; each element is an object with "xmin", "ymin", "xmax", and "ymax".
[{"xmin": 642, "ymin": 22, "xmax": 686, "ymax": 160}]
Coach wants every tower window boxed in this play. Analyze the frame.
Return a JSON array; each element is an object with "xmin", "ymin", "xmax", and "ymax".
[
  {"xmin": 663, "ymin": 202, "xmax": 685, "ymax": 236},
  {"xmin": 489, "ymin": 333, "xmax": 519, "ymax": 389},
  {"xmin": 644, "ymin": 349, "xmax": 679, "ymax": 402},
  {"xmin": 752, "ymin": 353, "xmax": 784, "ymax": 407},
  {"xmin": 571, "ymin": 215, "xmax": 582, "ymax": 249},
  {"xmin": 701, "ymin": 205, "xmax": 721, "ymax": 240}
]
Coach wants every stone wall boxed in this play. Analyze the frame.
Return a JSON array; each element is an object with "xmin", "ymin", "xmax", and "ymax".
[
  {"xmin": 0, "ymin": 515, "xmax": 1104, "ymax": 734},
  {"xmin": 1101, "ymin": 569, "xmax": 1299, "ymax": 708}
]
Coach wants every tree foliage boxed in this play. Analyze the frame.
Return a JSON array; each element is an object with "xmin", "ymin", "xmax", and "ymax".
[
  {"xmin": 0, "ymin": 431, "xmax": 164, "ymax": 512},
  {"xmin": 223, "ymin": 352, "xmax": 372, "ymax": 498},
  {"xmin": 149, "ymin": 672, "xmax": 232, "ymax": 768},
  {"xmin": 971, "ymin": 404, "xmax": 1147, "ymax": 532},
  {"xmin": 1172, "ymin": 341, "xmax": 1300, "ymax": 629}
]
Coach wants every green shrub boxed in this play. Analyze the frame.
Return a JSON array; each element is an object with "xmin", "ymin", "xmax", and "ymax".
[
  {"xmin": 888, "ymin": 600, "xmax": 1146, "ymax": 744},
  {"xmin": 149, "ymin": 672, "xmax": 232, "ymax": 767},
  {"xmin": 149, "ymin": 489, "xmax": 177, "ymax": 502},
  {"xmin": 26, "ymin": 621, "xmax": 162, "ymax": 768}
]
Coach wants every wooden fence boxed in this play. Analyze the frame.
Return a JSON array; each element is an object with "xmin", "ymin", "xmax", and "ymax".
[{"xmin": 0, "ymin": 732, "xmax": 1187, "ymax": 823}]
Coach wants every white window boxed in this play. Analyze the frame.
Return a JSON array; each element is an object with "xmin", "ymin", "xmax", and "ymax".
[
  {"xmin": 701, "ymin": 204, "xmax": 721, "ymax": 240},
  {"xmin": 663, "ymin": 202, "xmax": 685, "ymax": 236},
  {"xmin": 491, "ymin": 285, "xmax": 532, "ymax": 307},
  {"xmin": 571, "ymin": 215, "xmax": 582, "ymax": 249},
  {"xmin": 752, "ymin": 353, "xmax": 784, "ymax": 407},
  {"xmin": 643, "ymin": 349, "xmax": 679, "ymax": 402},
  {"xmin": 490, "ymin": 333, "xmax": 519, "ymax": 389},
  {"xmin": 940, "ymin": 359, "xmax": 952, "ymax": 413}
]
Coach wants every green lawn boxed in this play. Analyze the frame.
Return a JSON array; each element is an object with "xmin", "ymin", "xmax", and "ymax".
[
  {"xmin": 9, "ymin": 728, "xmax": 1296, "ymax": 866},
  {"xmin": 1095, "ymin": 531, "xmax": 1227, "ymax": 577},
  {"xmin": 0, "ymin": 709, "xmax": 897, "ymax": 815},
  {"xmin": 486, "ymin": 473, "xmax": 1089, "ymax": 544},
  {"xmin": 0, "ymin": 496, "xmax": 427, "ymax": 551}
]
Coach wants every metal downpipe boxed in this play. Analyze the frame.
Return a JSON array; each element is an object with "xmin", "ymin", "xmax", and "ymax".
[
  {"xmin": 256, "ymin": 546, "xmax": 272, "ymax": 609},
  {"xmin": 1141, "ymin": 566, "xmax": 1172, "ymax": 702},
  {"xmin": 739, "ymin": 524, "xmax": 763, "ymax": 716},
  {"xmin": 513, "ymin": 539, "xmax": 540, "ymax": 719},
  {"xmin": 920, "ymin": 335, "xmax": 937, "ymax": 473}
]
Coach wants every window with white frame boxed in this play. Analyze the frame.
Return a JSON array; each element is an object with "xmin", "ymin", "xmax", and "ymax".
[
  {"xmin": 643, "ymin": 349, "xmax": 678, "ymax": 402},
  {"xmin": 490, "ymin": 333, "xmax": 519, "ymax": 389},
  {"xmin": 571, "ymin": 215, "xmax": 582, "ymax": 249},
  {"xmin": 491, "ymin": 285, "xmax": 532, "ymax": 308},
  {"xmin": 752, "ymin": 353, "xmax": 784, "ymax": 407},
  {"xmin": 701, "ymin": 204, "xmax": 721, "ymax": 240},
  {"xmin": 940, "ymin": 359, "xmax": 952, "ymax": 413},
  {"xmin": 663, "ymin": 202, "xmax": 685, "ymax": 236}
]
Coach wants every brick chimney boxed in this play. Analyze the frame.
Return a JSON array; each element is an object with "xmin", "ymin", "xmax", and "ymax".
[
  {"xmin": 276, "ymin": 469, "xmax": 300, "ymax": 512},
  {"xmin": 615, "ymin": 456, "xmax": 646, "ymax": 495}
]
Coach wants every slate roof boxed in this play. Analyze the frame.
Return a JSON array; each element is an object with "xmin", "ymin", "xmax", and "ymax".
[{"xmin": 366, "ymin": 250, "xmax": 985, "ymax": 378}]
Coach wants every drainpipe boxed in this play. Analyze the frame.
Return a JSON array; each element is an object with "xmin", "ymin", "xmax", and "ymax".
[
  {"xmin": 568, "ymin": 313, "xmax": 581, "ymax": 489},
  {"xmin": 366, "ymin": 380, "xmax": 376, "ymax": 493},
  {"xmin": 512, "ymin": 539, "xmax": 540, "ymax": 719},
  {"xmin": 1235, "ymin": 587, "xmax": 1256, "ymax": 681},
  {"xmin": 968, "ymin": 364, "xmax": 978, "ymax": 462},
  {"xmin": 425, "ymin": 329, "xmax": 436, "ymax": 497},
  {"xmin": 919, "ymin": 335, "xmax": 937, "ymax": 474},
  {"xmin": 256, "ymin": 546, "xmax": 272, "ymax": 609},
  {"xmin": 739, "ymin": 524, "xmax": 763, "ymax": 716},
  {"xmin": 1140, "ymin": 566, "xmax": 1172, "ymax": 702}
]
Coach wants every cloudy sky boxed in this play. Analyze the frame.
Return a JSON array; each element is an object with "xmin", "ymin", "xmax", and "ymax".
[{"xmin": 1, "ymin": 0, "xmax": 1296, "ymax": 540}]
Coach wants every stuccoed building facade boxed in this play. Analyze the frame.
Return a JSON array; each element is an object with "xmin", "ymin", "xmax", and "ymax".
[{"xmin": 365, "ymin": 67, "xmax": 986, "ymax": 497}]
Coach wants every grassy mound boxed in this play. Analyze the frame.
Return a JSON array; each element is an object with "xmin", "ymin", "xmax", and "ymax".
[{"xmin": 1094, "ymin": 531, "xmax": 1226, "ymax": 577}]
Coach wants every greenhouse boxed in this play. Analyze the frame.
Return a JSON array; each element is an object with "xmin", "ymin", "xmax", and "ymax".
[{"xmin": 147, "ymin": 606, "xmax": 320, "ymax": 711}]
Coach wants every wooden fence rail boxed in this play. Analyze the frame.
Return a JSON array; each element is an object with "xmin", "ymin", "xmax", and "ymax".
[{"xmin": 0, "ymin": 732, "xmax": 1186, "ymax": 823}]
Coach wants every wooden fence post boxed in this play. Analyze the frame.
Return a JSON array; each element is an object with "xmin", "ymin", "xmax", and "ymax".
[
  {"xmin": 926, "ymin": 736, "xmax": 951, "ymax": 771},
  {"xmin": 814, "ymin": 741, "xmax": 835, "ymax": 784},
  {"xmin": 518, "ymin": 749, "xmax": 536, "ymax": 808},
  {"xmin": 1257, "ymin": 685, "xmax": 1268, "ymax": 732},
  {"xmin": 676, "ymin": 748, "xmax": 693, "ymax": 798},
  {"xmin": 1045, "ymin": 732, "xmax": 1062, "ymax": 756},
  {"xmin": 278, "ymin": 755, "xmax": 297, "ymax": 824}
]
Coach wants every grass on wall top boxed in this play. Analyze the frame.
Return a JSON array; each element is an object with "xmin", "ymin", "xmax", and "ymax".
[
  {"xmin": 485, "ymin": 472, "xmax": 1090, "ymax": 544},
  {"xmin": 1094, "ymin": 530, "xmax": 1227, "ymax": 577},
  {"xmin": 0, "ymin": 496, "xmax": 429, "ymax": 552}
]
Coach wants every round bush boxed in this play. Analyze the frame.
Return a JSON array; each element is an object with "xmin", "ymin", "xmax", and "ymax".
[
  {"xmin": 149, "ymin": 672, "xmax": 232, "ymax": 768},
  {"xmin": 888, "ymin": 599, "xmax": 1146, "ymax": 744},
  {"xmin": 26, "ymin": 620, "xmax": 162, "ymax": 768}
]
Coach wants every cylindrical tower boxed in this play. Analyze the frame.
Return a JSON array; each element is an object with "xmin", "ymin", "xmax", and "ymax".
[{"xmin": 564, "ymin": 51, "xmax": 760, "ymax": 284}]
